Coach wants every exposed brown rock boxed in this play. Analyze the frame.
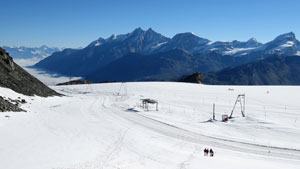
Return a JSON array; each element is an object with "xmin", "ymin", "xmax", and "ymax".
[
  {"xmin": 0, "ymin": 96, "xmax": 25, "ymax": 112},
  {"xmin": 180, "ymin": 72, "xmax": 204, "ymax": 84},
  {"xmin": 56, "ymin": 80, "xmax": 92, "ymax": 86}
]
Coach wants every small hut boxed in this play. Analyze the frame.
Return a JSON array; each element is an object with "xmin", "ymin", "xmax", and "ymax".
[{"xmin": 141, "ymin": 99, "xmax": 158, "ymax": 111}]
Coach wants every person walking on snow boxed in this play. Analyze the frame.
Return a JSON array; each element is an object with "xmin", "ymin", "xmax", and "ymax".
[
  {"xmin": 204, "ymin": 148, "xmax": 208, "ymax": 156},
  {"xmin": 209, "ymin": 148, "xmax": 214, "ymax": 157}
]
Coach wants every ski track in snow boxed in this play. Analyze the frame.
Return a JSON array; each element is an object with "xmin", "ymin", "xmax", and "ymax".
[
  {"xmin": 1, "ymin": 82, "xmax": 300, "ymax": 169},
  {"xmin": 85, "ymin": 90, "xmax": 300, "ymax": 161},
  {"xmin": 110, "ymin": 103, "xmax": 300, "ymax": 160}
]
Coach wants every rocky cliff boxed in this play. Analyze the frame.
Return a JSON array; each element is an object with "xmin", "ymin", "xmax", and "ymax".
[{"xmin": 0, "ymin": 47, "xmax": 61, "ymax": 97}]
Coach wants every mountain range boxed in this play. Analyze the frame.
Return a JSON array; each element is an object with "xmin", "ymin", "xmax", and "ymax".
[
  {"xmin": 2, "ymin": 45, "xmax": 61, "ymax": 59},
  {"xmin": 204, "ymin": 54, "xmax": 300, "ymax": 85},
  {"xmin": 34, "ymin": 28, "xmax": 300, "ymax": 84}
]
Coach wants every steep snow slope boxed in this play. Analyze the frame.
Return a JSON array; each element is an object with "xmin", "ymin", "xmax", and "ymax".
[{"xmin": 1, "ymin": 82, "xmax": 300, "ymax": 169}]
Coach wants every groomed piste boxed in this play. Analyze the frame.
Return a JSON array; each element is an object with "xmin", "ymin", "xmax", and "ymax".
[{"xmin": 1, "ymin": 82, "xmax": 300, "ymax": 169}]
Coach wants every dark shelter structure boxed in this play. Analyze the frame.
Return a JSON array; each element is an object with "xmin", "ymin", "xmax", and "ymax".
[{"xmin": 141, "ymin": 99, "xmax": 158, "ymax": 111}]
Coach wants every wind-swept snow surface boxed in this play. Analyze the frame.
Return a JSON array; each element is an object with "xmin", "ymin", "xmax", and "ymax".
[{"xmin": 1, "ymin": 82, "xmax": 300, "ymax": 169}]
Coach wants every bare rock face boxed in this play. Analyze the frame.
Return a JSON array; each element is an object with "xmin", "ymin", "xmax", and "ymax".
[
  {"xmin": 180, "ymin": 72, "xmax": 204, "ymax": 84},
  {"xmin": 1, "ymin": 49, "xmax": 15, "ymax": 70},
  {"xmin": 0, "ymin": 96, "xmax": 25, "ymax": 112},
  {"xmin": 0, "ymin": 47, "xmax": 61, "ymax": 97},
  {"xmin": 56, "ymin": 80, "xmax": 92, "ymax": 86}
]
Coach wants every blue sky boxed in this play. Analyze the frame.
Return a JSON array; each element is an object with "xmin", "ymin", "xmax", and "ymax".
[{"xmin": 0, "ymin": 0, "xmax": 299, "ymax": 48}]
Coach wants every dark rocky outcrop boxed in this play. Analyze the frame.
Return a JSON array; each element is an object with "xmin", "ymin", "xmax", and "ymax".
[
  {"xmin": 56, "ymin": 80, "xmax": 92, "ymax": 86},
  {"xmin": 180, "ymin": 72, "xmax": 204, "ymax": 84},
  {"xmin": 0, "ymin": 96, "xmax": 25, "ymax": 112},
  {"xmin": 0, "ymin": 47, "xmax": 61, "ymax": 97}
]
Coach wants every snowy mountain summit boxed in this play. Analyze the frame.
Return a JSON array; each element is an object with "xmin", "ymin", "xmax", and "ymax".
[
  {"xmin": 208, "ymin": 32, "xmax": 300, "ymax": 56},
  {"xmin": 244, "ymin": 38, "xmax": 261, "ymax": 48},
  {"xmin": 262, "ymin": 32, "xmax": 299, "ymax": 55},
  {"xmin": 35, "ymin": 28, "xmax": 300, "ymax": 83},
  {"xmin": 88, "ymin": 27, "xmax": 170, "ymax": 53}
]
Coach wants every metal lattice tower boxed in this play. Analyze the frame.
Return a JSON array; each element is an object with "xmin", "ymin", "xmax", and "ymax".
[
  {"xmin": 229, "ymin": 94, "xmax": 245, "ymax": 118},
  {"xmin": 118, "ymin": 82, "xmax": 127, "ymax": 96}
]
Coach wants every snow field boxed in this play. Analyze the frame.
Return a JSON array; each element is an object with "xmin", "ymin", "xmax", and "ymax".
[{"xmin": 1, "ymin": 82, "xmax": 300, "ymax": 169}]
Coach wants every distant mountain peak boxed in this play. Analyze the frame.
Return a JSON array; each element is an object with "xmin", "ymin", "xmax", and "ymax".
[
  {"xmin": 40, "ymin": 45, "xmax": 48, "ymax": 49},
  {"xmin": 146, "ymin": 27, "xmax": 154, "ymax": 32},
  {"xmin": 285, "ymin": 32, "xmax": 295, "ymax": 37},
  {"xmin": 2, "ymin": 45, "xmax": 61, "ymax": 60},
  {"xmin": 131, "ymin": 27, "xmax": 145, "ymax": 34},
  {"xmin": 172, "ymin": 32, "xmax": 210, "ymax": 44},
  {"xmin": 35, "ymin": 29, "xmax": 300, "ymax": 83},
  {"xmin": 144, "ymin": 27, "xmax": 164, "ymax": 37},
  {"xmin": 97, "ymin": 37, "xmax": 105, "ymax": 41},
  {"xmin": 274, "ymin": 32, "xmax": 296, "ymax": 41},
  {"xmin": 173, "ymin": 32, "xmax": 197, "ymax": 38},
  {"xmin": 108, "ymin": 34, "xmax": 117, "ymax": 40},
  {"xmin": 261, "ymin": 32, "xmax": 298, "ymax": 56},
  {"xmin": 244, "ymin": 37, "xmax": 262, "ymax": 48},
  {"xmin": 247, "ymin": 38, "xmax": 257, "ymax": 42},
  {"xmin": 145, "ymin": 28, "xmax": 163, "ymax": 36}
]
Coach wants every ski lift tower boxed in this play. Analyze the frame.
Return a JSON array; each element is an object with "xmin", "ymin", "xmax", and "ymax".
[
  {"xmin": 229, "ymin": 94, "xmax": 245, "ymax": 118},
  {"xmin": 118, "ymin": 82, "xmax": 127, "ymax": 96}
]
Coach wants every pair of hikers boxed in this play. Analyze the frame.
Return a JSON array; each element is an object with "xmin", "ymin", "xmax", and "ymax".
[{"xmin": 204, "ymin": 148, "xmax": 214, "ymax": 157}]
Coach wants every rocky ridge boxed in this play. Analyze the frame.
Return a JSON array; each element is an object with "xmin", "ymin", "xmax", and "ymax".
[{"xmin": 0, "ymin": 47, "xmax": 61, "ymax": 97}]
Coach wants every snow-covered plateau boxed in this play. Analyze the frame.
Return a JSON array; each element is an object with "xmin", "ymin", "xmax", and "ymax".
[{"xmin": 1, "ymin": 82, "xmax": 300, "ymax": 169}]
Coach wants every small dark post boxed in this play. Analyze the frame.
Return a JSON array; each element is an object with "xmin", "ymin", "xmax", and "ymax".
[{"xmin": 213, "ymin": 104, "xmax": 215, "ymax": 120}]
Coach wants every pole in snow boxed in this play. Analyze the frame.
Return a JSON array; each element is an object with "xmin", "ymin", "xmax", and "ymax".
[{"xmin": 213, "ymin": 103, "xmax": 215, "ymax": 120}]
